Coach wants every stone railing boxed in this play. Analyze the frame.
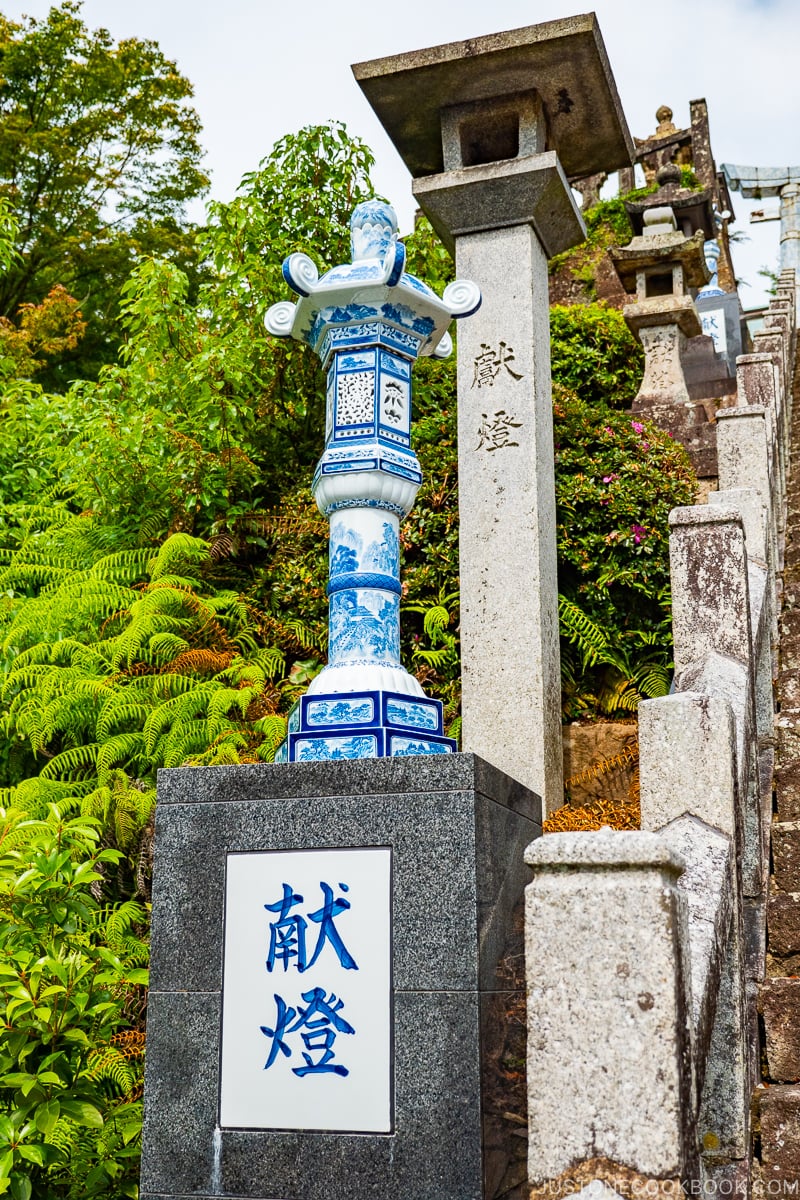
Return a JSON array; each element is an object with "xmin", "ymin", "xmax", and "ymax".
[{"xmin": 524, "ymin": 270, "xmax": 797, "ymax": 1198}]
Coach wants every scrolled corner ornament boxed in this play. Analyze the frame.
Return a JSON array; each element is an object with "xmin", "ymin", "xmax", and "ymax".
[
  {"xmin": 264, "ymin": 300, "xmax": 296, "ymax": 337},
  {"xmin": 282, "ymin": 252, "xmax": 320, "ymax": 297},
  {"xmin": 443, "ymin": 278, "xmax": 482, "ymax": 318},
  {"xmin": 264, "ymin": 198, "xmax": 481, "ymax": 763}
]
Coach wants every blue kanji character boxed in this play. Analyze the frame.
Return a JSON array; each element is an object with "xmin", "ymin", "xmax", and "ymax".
[
  {"xmin": 260, "ymin": 988, "xmax": 355, "ymax": 1077},
  {"xmin": 260, "ymin": 994, "xmax": 297, "ymax": 1068},
  {"xmin": 264, "ymin": 883, "xmax": 307, "ymax": 972},
  {"xmin": 291, "ymin": 987, "xmax": 355, "ymax": 1077},
  {"xmin": 306, "ymin": 882, "xmax": 358, "ymax": 971}
]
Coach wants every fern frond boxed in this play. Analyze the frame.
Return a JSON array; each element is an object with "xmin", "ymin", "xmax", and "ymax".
[
  {"xmin": 147, "ymin": 533, "xmax": 210, "ymax": 582},
  {"xmin": 558, "ymin": 594, "xmax": 612, "ymax": 666},
  {"xmin": 40, "ymin": 742, "xmax": 100, "ymax": 780}
]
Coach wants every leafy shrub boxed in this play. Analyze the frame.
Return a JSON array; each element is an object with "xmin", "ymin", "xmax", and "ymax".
[
  {"xmin": 0, "ymin": 804, "xmax": 147, "ymax": 1198},
  {"xmin": 549, "ymin": 304, "xmax": 644, "ymax": 409},
  {"xmin": 553, "ymin": 386, "xmax": 696, "ymax": 716}
]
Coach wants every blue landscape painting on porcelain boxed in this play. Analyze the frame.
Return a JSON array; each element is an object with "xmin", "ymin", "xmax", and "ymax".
[
  {"xmin": 295, "ymin": 734, "xmax": 379, "ymax": 762},
  {"xmin": 329, "ymin": 519, "xmax": 400, "ymax": 582},
  {"xmin": 389, "ymin": 735, "xmax": 451, "ymax": 757},
  {"xmin": 264, "ymin": 199, "xmax": 481, "ymax": 762},
  {"xmin": 384, "ymin": 696, "xmax": 440, "ymax": 733},
  {"xmin": 287, "ymin": 688, "xmax": 454, "ymax": 758},
  {"xmin": 305, "ymin": 697, "xmax": 375, "ymax": 728},
  {"xmin": 328, "ymin": 591, "xmax": 400, "ymax": 663}
]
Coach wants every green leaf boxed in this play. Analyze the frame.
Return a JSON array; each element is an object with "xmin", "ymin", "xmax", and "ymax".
[
  {"xmin": 59, "ymin": 1100, "xmax": 103, "ymax": 1128},
  {"xmin": 33, "ymin": 1099, "xmax": 59, "ymax": 1136},
  {"xmin": 9, "ymin": 1174, "xmax": 31, "ymax": 1200},
  {"xmin": 16, "ymin": 1145, "xmax": 43, "ymax": 1167}
]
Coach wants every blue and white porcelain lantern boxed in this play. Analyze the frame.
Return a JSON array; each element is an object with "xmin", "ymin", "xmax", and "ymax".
[{"xmin": 265, "ymin": 200, "xmax": 481, "ymax": 762}]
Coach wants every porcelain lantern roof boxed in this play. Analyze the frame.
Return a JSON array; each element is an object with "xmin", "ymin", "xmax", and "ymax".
[{"xmin": 265, "ymin": 199, "xmax": 481, "ymax": 366}]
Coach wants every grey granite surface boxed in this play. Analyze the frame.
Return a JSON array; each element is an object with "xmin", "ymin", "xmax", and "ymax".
[{"xmin": 142, "ymin": 753, "xmax": 539, "ymax": 1200}]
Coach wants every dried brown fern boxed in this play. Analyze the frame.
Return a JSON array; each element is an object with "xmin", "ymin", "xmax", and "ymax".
[
  {"xmin": 161, "ymin": 648, "xmax": 235, "ymax": 675},
  {"xmin": 545, "ymin": 753, "xmax": 641, "ymax": 833}
]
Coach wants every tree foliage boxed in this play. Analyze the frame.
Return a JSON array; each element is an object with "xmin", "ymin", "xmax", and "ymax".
[
  {"xmin": 549, "ymin": 303, "xmax": 644, "ymax": 409},
  {"xmin": 553, "ymin": 387, "xmax": 695, "ymax": 716},
  {"xmin": 0, "ymin": 1, "xmax": 208, "ymax": 383}
]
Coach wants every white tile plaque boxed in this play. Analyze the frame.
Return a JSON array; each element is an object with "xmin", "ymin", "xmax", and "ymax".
[
  {"xmin": 700, "ymin": 308, "xmax": 727, "ymax": 353},
  {"xmin": 219, "ymin": 847, "xmax": 392, "ymax": 1132}
]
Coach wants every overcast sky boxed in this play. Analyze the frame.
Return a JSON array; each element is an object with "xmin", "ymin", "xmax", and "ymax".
[{"xmin": 4, "ymin": 0, "xmax": 799, "ymax": 307}]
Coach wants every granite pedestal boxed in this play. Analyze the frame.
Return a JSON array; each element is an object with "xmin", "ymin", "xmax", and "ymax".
[{"xmin": 140, "ymin": 754, "xmax": 540, "ymax": 1200}]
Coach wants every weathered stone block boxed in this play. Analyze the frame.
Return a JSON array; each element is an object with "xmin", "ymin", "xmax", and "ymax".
[
  {"xmin": 777, "ymin": 719, "xmax": 800, "ymax": 762},
  {"xmin": 716, "ymin": 408, "xmax": 771, "ymax": 528},
  {"xmin": 668, "ymin": 506, "xmax": 752, "ymax": 676},
  {"xmin": 736, "ymin": 354, "xmax": 779, "ymax": 415},
  {"xmin": 768, "ymin": 892, "xmax": 800, "ymax": 956},
  {"xmin": 780, "ymin": 610, "xmax": 800, "ymax": 640},
  {"xmin": 761, "ymin": 979, "xmax": 800, "ymax": 1081},
  {"xmin": 759, "ymin": 1085, "xmax": 800, "ymax": 1188},
  {"xmin": 773, "ymin": 821, "xmax": 800, "ymax": 891},
  {"xmin": 524, "ymin": 828, "xmax": 695, "ymax": 1184},
  {"xmin": 775, "ymin": 765, "xmax": 800, "ymax": 821},
  {"xmin": 639, "ymin": 692, "xmax": 738, "ymax": 838},
  {"xmin": 777, "ymin": 670, "xmax": 800, "ymax": 710}
]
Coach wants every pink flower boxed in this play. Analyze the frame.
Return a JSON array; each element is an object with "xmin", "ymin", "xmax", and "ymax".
[
  {"xmin": 604, "ymin": 425, "xmax": 614, "ymax": 434},
  {"xmin": 631, "ymin": 420, "xmax": 645, "ymax": 434},
  {"xmin": 602, "ymin": 473, "xmax": 619, "ymax": 483},
  {"xmin": 631, "ymin": 523, "xmax": 647, "ymax": 545}
]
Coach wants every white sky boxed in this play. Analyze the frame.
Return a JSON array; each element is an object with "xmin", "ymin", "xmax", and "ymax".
[{"xmin": 4, "ymin": 0, "xmax": 799, "ymax": 307}]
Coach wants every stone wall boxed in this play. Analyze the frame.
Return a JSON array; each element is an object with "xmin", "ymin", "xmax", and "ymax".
[{"xmin": 524, "ymin": 270, "xmax": 797, "ymax": 1197}]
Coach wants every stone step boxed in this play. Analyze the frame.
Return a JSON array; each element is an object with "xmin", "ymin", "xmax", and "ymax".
[
  {"xmin": 775, "ymin": 764, "xmax": 800, "ymax": 821},
  {"xmin": 776, "ymin": 720, "xmax": 800, "ymax": 762},
  {"xmin": 773, "ymin": 822, "xmax": 800, "ymax": 891},
  {"xmin": 768, "ymin": 891, "xmax": 800, "ymax": 956},
  {"xmin": 777, "ymin": 671, "xmax": 800, "ymax": 709},
  {"xmin": 780, "ymin": 609, "xmax": 800, "ymax": 640},
  {"xmin": 758, "ymin": 1084, "xmax": 800, "ymax": 1188},
  {"xmin": 760, "ymin": 979, "xmax": 800, "ymax": 1081}
]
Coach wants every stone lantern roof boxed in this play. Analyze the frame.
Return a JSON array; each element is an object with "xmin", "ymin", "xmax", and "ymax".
[
  {"xmin": 609, "ymin": 223, "xmax": 710, "ymax": 295},
  {"xmin": 624, "ymin": 162, "xmax": 717, "ymax": 240},
  {"xmin": 352, "ymin": 14, "xmax": 633, "ymax": 182}
]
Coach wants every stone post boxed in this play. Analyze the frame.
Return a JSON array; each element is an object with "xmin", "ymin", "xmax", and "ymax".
[
  {"xmin": 669, "ymin": 506, "xmax": 753, "ymax": 678},
  {"xmin": 753, "ymin": 329, "xmax": 788, "ymax": 402},
  {"xmin": 524, "ymin": 829, "xmax": 696, "ymax": 1188},
  {"xmin": 353, "ymin": 17, "xmax": 633, "ymax": 811},
  {"xmin": 780, "ymin": 183, "xmax": 800, "ymax": 277},
  {"xmin": 668, "ymin": 506, "xmax": 765, "ymax": 898},
  {"xmin": 640, "ymin": 693, "xmax": 739, "ymax": 839},
  {"xmin": 715, "ymin": 406, "xmax": 778, "ymax": 636},
  {"xmin": 736, "ymin": 354, "xmax": 785, "ymax": 526}
]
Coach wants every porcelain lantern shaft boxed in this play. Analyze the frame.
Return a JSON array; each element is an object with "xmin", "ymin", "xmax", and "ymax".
[{"xmin": 265, "ymin": 200, "xmax": 480, "ymax": 762}]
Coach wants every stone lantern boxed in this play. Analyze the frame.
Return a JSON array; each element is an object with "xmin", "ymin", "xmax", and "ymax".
[
  {"xmin": 353, "ymin": 14, "xmax": 633, "ymax": 812},
  {"xmin": 611, "ymin": 204, "xmax": 709, "ymax": 410}
]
